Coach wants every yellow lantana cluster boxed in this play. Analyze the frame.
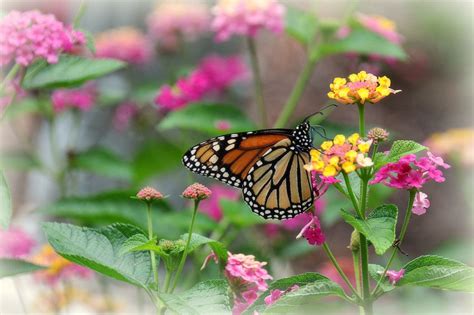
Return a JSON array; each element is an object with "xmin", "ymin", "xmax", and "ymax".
[
  {"xmin": 304, "ymin": 133, "xmax": 374, "ymax": 177},
  {"xmin": 327, "ymin": 71, "xmax": 401, "ymax": 105}
]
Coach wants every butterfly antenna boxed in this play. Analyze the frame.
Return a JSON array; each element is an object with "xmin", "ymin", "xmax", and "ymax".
[
  {"xmin": 303, "ymin": 103, "xmax": 338, "ymax": 122},
  {"xmin": 311, "ymin": 125, "xmax": 331, "ymax": 140}
]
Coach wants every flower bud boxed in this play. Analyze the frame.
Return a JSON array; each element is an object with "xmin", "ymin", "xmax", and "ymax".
[
  {"xmin": 367, "ymin": 127, "xmax": 389, "ymax": 143},
  {"xmin": 182, "ymin": 183, "xmax": 212, "ymax": 200},
  {"xmin": 136, "ymin": 187, "xmax": 164, "ymax": 201},
  {"xmin": 348, "ymin": 230, "xmax": 360, "ymax": 252}
]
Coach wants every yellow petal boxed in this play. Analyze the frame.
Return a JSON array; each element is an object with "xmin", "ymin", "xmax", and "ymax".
[
  {"xmin": 323, "ymin": 165, "xmax": 337, "ymax": 177},
  {"xmin": 358, "ymin": 71, "xmax": 368, "ymax": 81},
  {"xmin": 327, "ymin": 91, "xmax": 335, "ymax": 99},
  {"xmin": 376, "ymin": 86, "xmax": 391, "ymax": 97},
  {"xmin": 348, "ymin": 133, "xmax": 360, "ymax": 145},
  {"xmin": 329, "ymin": 156, "xmax": 339, "ymax": 166},
  {"xmin": 349, "ymin": 73, "xmax": 359, "ymax": 82},
  {"xmin": 334, "ymin": 134, "xmax": 346, "ymax": 145},
  {"xmin": 310, "ymin": 149, "xmax": 321, "ymax": 158},
  {"xmin": 345, "ymin": 150, "xmax": 358, "ymax": 162},
  {"xmin": 321, "ymin": 141, "xmax": 333, "ymax": 151},
  {"xmin": 357, "ymin": 88, "xmax": 369, "ymax": 103},
  {"xmin": 358, "ymin": 140, "xmax": 372, "ymax": 153},
  {"xmin": 342, "ymin": 161, "xmax": 356, "ymax": 173},
  {"xmin": 378, "ymin": 76, "xmax": 391, "ymax": 87}
]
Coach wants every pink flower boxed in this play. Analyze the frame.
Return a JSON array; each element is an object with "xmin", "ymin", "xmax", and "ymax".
[
  {"xmin": 147, "ymin": 2, "xmax": 210, "ymax": 51},
  {"xmin": 357, "ymin": 14, "xmax": 403, "ymax": 45},
  {"xmin": 0, "ymin": 10, "xmax": 85, "ymax": 66},
  {"xmin": 199, "ymin": 184, "xmax": 240, "ymax": 221},
  {"xmin": 412, "ymin": 191, "xmax": 430, "ymax": 215},
  {"xmin": 113, "ymin": 101, "xmax": 138, "ymax": 131},
  {"xmin": 225, "ymin": 252, "xmax": 272, "ymax": 314},
  {"xmin": 136, "ymin": 187, "xmax": 164, "ymax": 201},
  {"xmin": 0, "ymin": 227, "xmax": 36, "ymax": 259},
  {"xmin": 370, "ymin": 152, "xmax": 450, "ymax": 190},
  {"xmin": 211, "ymin": 0, "xmax": 285, "ymax": 42},
  {"xmin": 51, "ymin": 84, "xmax": 97, "ymax": 113},
  {"xmin": 427, "ymin": 151, "xmax": 451, "ymax": 169},
  {"xmin": 264, "ymin": 285, "xmax": 299, "ymax": 306},
  {"xmin": 155, "ymin": 54, "xmax": 247, "ymax": 111},
  {"xmin": 215, "ymin": 119, "xmax": 232, "ymax": 131},
  {"xmin": 296, "ymin": 214, "xmax": 325, "ymax": 246},
  {"xmin": 382, "ymin": 268, "xmax": 405, "ymax": 285},
  {"xmin": 95, "ymin": 27, "xmax": 152, "ymax": 64},
  {"xmin": 182, "ymin": 183, "xmax": 212, "ymax": 200}
]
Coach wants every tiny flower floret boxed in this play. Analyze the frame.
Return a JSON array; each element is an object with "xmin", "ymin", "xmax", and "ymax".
[
  {"xmin": 182, "ymin": 183, "xmax": 212, "ymax": 200},
  {"xmin": 136, "ymin": 187, "xmax": 164, "ymax": 201},
  {"xmin": 412, "ymin": 191, "xmax": 430, "ymax": 215},
  {"xmin": 264, "ymin": 285, "xmax": 299, "ymax": 306},
  {"xmin": 379, "ymin": 268, "xmax": 405, "ymax": 285},
  {"xmin": 328, "ymin": 71, "xmax": 401, "ymax": 105},
  {"xmin": 296, "ymin": 214, "xmax": 325, "ymax": 246}
]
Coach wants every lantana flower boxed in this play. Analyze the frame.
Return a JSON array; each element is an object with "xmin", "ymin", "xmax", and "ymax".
[
  {"xmin": 264, "ymin": 285, "xmax": 299, "ymax": 306},
  {"xmin": 0, "ymin": 227, "xmax": 35, "ymax": 259},
  {"xmin": 211, "ymin": 0, "xmax": 285, "ymax": 42},
  {"xmin": 424, "ymin": 128, "xmax": 474, "ymax": 166},
  {"xmin": 51, "ymin": 83, "xmax": 97, "ymax": 113},
  {"xmin": 182, "ymin": 183, "xmax": 212, "ymax": 200},
  {"xmin": 327, "ymin": 71, "xmax": 401, "ymax": 105},
  {"xmin": 147, "ymin": 1, "xmax": 210, "ymax": 51},
  {"xmin": 136, "ymin": 186, "xmax": 164, "ymax": 201},
  {"xmin": 95, "ymin": 27, "xmax": 153, "ymax": 64},
  {"xmin": 304, "ymin": 133, "xmax": 374, "ymax": 178},
  {"xmin": 296, "ymin": 213, "xmax": 325, "ymax": 246},
  {"xmin": 412, "ymin": 191, "xmax": 430, "ymax": 215},
  {"xmin": 379, "ymin": 268, "xmax": 405, "ymax": 285},
  {"xmin": 0, "ymin": 10, "xmax": 85, "ymax": 66}
]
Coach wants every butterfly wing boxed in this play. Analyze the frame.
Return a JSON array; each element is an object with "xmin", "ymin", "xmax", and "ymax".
[
  {"xmin": 242, "ymin": 138, "xmax": 314, "ymax": 219},
  {"xmin": 182, "ymin": 130, "xmax": 293, "ymax": 187}
]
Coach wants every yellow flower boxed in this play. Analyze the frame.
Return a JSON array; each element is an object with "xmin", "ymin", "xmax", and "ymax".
[
  {"xmin": 310, "ymin": 149, "xmax": 321, "ymax": 158},
  {"xmin": 378, "ymin": 76, "xmax": 391, "ymax": 87},
  {"xmin": 357, "ymin": 88, "xmax": 369, "ymax": 104},
  {"xmin": 342, "ymin": 161, "xmax": 356, "ymax": 173},
  {"xmin": 348, "ymin": 133, "xmax": 360, "ymax": 145},
  {"xmin": 323, "ymin": 165, "xmax": 337, "ymax": 177},
  {"xmin": 334, "ymin": 134, "xmax": 346, "ymax": 146},
  {"xmin": 345, "ymin": 150, "xmax": 358, "ymax": 162},
  {"xmin": 358, "ymin": 140, "xmax": 372, "ymax": 153},
  {"xmin": 321, "ymin": 141, "xmax": 333, "ymax": 150},
  {"xmin": 329, "ymin": 156, "xmax": 339, "ymax": 166}
]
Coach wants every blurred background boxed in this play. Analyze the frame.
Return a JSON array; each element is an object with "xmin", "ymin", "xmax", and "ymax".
[{"xmin": 0, "ymin": 0, "xmax": 473, "ymax": 314}]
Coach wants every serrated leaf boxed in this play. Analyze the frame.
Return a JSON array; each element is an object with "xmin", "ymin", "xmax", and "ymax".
[
  {"xmin": 220, "ymin": 199, "xmax": 265, "ymax": 228},
  {"xmin": 244, "ymin": 273, "xmax": 344, "ymax": 314},
  {"xmin": 374, "ymin": 140, "xmax": 427, "ymax": 169},
  {"xmin": 285, "ymin": 6, "xmax": 318, "ymax": 45},
  {"xmin": 398, "ymin": 255, "xmax": 474, "ymax": 292},
  {"xmin": 0, "ymin": 258, "xmax": 46, "ymax": 278},
  {"xmin": 161, "ymin": 279, "xmax": 231, "ymax": 314},
  {"xmin": 70, "ymin": 147, "xmax": 132, "ymax": 180},
  {"xmin": 120, "ymin": 234, "xmax": 160, "ymax": 256},
  {"xmin": 180, "ymin": 233, "xmax": 228, "ymax": 266},
  {"xmin": 368, "ymin": 264, "xmax": 395, "ymax": 293},
  {"xmin": 0, "ymin": 151, "xmax": 41, "ymax": 170},
  {"xmin": 0, "ymin": 171, "xmax": 12, "ymax": 229},
  {"xmin": 43, "ymin": 222, "xmax": 153, "ymax": 288},
  {"xmin": 22, "ymin": 55, "xmax": 126, "ymax": 89},
  {"xmin": 158, "ymin": 103, "xmax": 256, "ymax": 136},
  {"xmin": 340, "ymin": 204, "xmax": 398, "ymax": 255}
]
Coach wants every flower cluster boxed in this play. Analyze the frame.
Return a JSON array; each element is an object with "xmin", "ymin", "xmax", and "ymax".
[
  {"xmin": 211, "ymin": 0, "xmax": 285, "ymax": 42},
  {"xmin": 182, "ymin": 183, "xmax": 212, "ymax": 200},
  {"xmin": 328, "ymin": 71, "xmax": 400, "ymax": 105},
  {"xmin": 296, "ymin": 214, "xmax": 325, "ymax": 246},
  {"xmin": 155, "ymin": 54, "xmax": 247, "ymax": 111},
  {"xmin": 305, "ymin": 133, "xmax": 373, "ymax": 178},
  {"xmin": 147, "ymin": 2, "xmax": 210, "ymax": 51},
  {"xmin": 0, "ymin": 10, "xmax": 85, "ymax": 66},
  {"xmin": 224, "ymin": 252, "xmax": 272, "ymax": 314},
  {"xmin": 95, "ymin": 27, "xmax": 152, "ymax": 64},
  {"xmin": 113, "ymin": 101, "xmax": 138, "ymax": 131},
  {"xmin": 199, "ymin": 184, "xmax": 240, "ymax": 221},
  {"xmin": 358, "ymin": 14, "xmax": 403, "ymax": 45},
  {"xmin": 424, "ymin": 128, "xmax": 474, "ymax": 166},
  {"xmin": 264, "ymin": 285, "xmax": 299, "ymax": 306},
  {"xmin": 32, "ymin": 244, "xmax": 92, "ymax": 285},
  {"xmin": 0, "ymin": 227, "xmax": 35, "ymax": 259},
  {"xmin": 136, "ymin": 187, "xmax": 164, "ymax": 201},
  {"xmin": 51, "ymin": 84, "xmax": 97, "ymax": 113}
]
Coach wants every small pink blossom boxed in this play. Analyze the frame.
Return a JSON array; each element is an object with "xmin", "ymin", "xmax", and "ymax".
[
  {"xmin": 264, "ymin": 285, "xmax": 299, "ymax": 306},
  {"xmin": 0, "ymin": 227, "xmax": 36, "ymax": 259},
  {"xmin": 412, "ymin": 191, "xmax": 430, "ymax": 215},
  {"xmin": 211, "ymin": 0, "xmax": 285, "ymax": 42},
  {"xmin": 382, "ymin": 268, "xmax": 405, "ymax": 285},
  {"xmin": 296, "ymin": 214, "xmax": 325, "ymax": 246},
  {"xmin": 427, "ymin": 151, "xmax": 451, "ymax": 169},
  {"xmin": 182, "ymin": 183, "xmax": 212, "ymax": 200},
  {"xmin": 136, "ymin": 187, "xmax": 164, "ymax": 201},
  {"xmin": 215, "ymin": 119, "xmax": 232, "ymax": 131},
  {"xmin": 357, "ymin": 14, "xmax": 403, "ymax": 45},
  {"xmin": 0, "ymin": 10, "xmax": 85, "ymax": 66},
  {"xmin": 199, "ymin": 184, "xmax": 240, "ymax": 221},
  {"xmin": 51, "ymin": 84, "xmax": 97, "ymax": 113},
  {"xmin": 95, "ymin": 27, "xmax": 153, "ymax": 64},
  {"xmin": 113, "ymin": 101, "xmax": 138, "ymax": 131},
  {"xmin": 147, "ymin": 2, "xmax": 210, "ymax": 51}
]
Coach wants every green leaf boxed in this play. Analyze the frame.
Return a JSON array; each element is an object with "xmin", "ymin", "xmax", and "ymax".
[
  {"xmin": 22, "ymin": 55, "xmax": 126, "ymax": 89},
  {"xmin": 0, "ymin": 259, "xmax": 46, "ymax": 278},
  {"xmin": 81, "ymin": 29, "xmax": 96, "ymax": 54},
  {"xmin": 161, "ymin": 279, "xmax": 231, "ymax": 314},
  {"xmin": 158, "ymin": 103, "xmax": 256, "ymax": 136},
  {"xmin": 374, "ymin": 140, "xmax": 427, "ymax": 169},
  {"xmin": 220, "ymin": 199, "xmax": 265, "ymax": 228},
  {"xmin": 315, "ymin": 27, "xmax": 407, "ymax": 60},
  {"xmin": 0, "ymin": 171, "xmax": 12, "ymax": 229},
  {"xmin": 285, "ymin": 6, "xmax": 318, "ymax": 45},
  {"xmin": 246, "ymin": 273, "xmax": 347, "ymax": 314},
  {"xmin": 180, "ymin": 233, "xmax": 228, "ymax": 266},
  {"xmin": 398, "ymin": 255, "xmax": 474, "ymax": 292},
  {"xmin": 132, "ymin": 141, "xmax": 182, "ymax": 184},
  {"xmin": 43, "ymin": 222, "xmax": 153, "ymax": 288},
  {"xmin": 340, "ymin": 204, "xmax": 398, "ymax": 255},
  {"xmin": 70, "ymin": 147, "xmax": 132, "ymax": 181},
  {"xmin": 3, "ymin": 98, "xmax": 43, "ymax": 120},
  {"xmin": 0, "ymin": 151, "xmax": 41, "ymax": 171},
  {"xmin": 119, "ymin": 234, "xmax": 160, "ymax": 256},
  {"xmin": 368, "ymin": 264, "xmax": 395, "ymax": 292}
]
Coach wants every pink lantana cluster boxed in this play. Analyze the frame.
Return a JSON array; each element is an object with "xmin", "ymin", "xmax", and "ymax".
[
  {"xmin": 211, "ymin": 0, "xmax": 285, "ymax": 42},
  {"xmin": 225, "ymin": 252, "xmax": 272, "ymax": 314},
  {"xmin": 182, "ymin": 183, "xmax": 212, "ymax": 200},
  {"xmin": 147, "ymin": 2, "xmax": 210, "ymax": 51},
  {"xmin": 264, "ymin": 285, "xmax": 299, "ymax": 306},
  {"xmin": 51, "ymin": 84, "xmax": 97, "ymax": 113},
  {"xmin": 199, "ymin": 185, "xmax": 240, "ymax": 221},
  {"xmin": 155, "ymin": 54, "xmax": 247, "ymax": 111},
  {"xmin": 0, "ymin": 227, "xmax": 36, "ymax": 259},
  {"xmin": 95, "ymin": 27, "xmax": 153, "ymax": 64},
  {"xmin": 0, "ymin": 10, "xmax": 85, "ymax": 66},
  {"xmin": 296, "ymin": 214, "xmax": 325, "ymax": 246},
  {"xmin": 136, "ymin": 187, "xmax": 164, "ymax": 201},
  {"xmin": 113, "ymin": 101, "xmax": 138, "ymax": 131}
]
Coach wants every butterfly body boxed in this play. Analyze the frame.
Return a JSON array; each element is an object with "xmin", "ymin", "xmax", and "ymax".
[{"xmin": 182, "ymin": 121, "xmax": 315, "ymax": 220}]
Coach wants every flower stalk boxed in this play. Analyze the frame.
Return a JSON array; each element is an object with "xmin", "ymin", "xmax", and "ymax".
[
  {"xmin": 247, "ymin": 37, "xmax": 268, "ymax": 128},
  {"xmin": 146, "ymin": 202, "xmax": 159, "ymax": 290}
]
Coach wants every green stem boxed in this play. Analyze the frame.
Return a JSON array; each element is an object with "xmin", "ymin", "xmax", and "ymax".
[
  {"xmin": 170, "ymin": 200, "xmax": 200, "ymax": 293},
  {"xmin": 372, "ymin": 189, "xmax": 416, "ymax": 296},
  {"xmin": 342, "ymin": 171, "xmax": 361, "ymax": 217},
  {"xmin": 0, "ymin": 64, "xmax": 20, "ymax": 91},
  {"xmin": 247, "ymin": 37, "xmax": 268, "ymax": 128},
  {"xmin": 358, "ymin": 175, "xmax": 372, "ymax": 314},
  {"xmin": 357, "ymin": 103, "xmax": 365, "ymax": 136},
  {"xmin": 352, "ymin": 249, "xmax": 361, "ymax": 294},
  {"xmin": 163, "ymin": 269, "xmax": 172, "ymax": 293},
  {"xmin": 73, "ymin": 1, "xmax": 86, "ymax": 28},
  {"xmin": 322, "ymin": 243, "xmax": 362, "ymax": 302},
  {"xmin": 147, "ymin": 203, "xmax": 159, "ymax": 290},
  {"xmin": 274, "ymin": 56, "xmax": 319, "ymax": 128}
]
